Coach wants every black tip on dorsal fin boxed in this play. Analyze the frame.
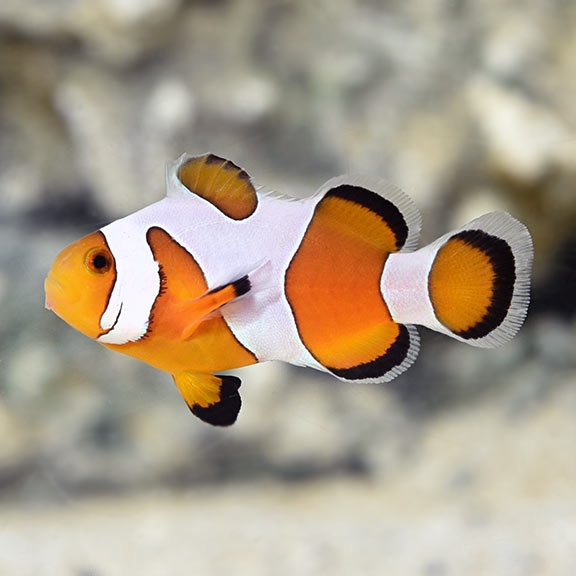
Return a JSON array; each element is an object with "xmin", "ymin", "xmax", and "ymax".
[
  {"xmin": 191, "ymin": 375, "xmax": 242, "ymax": 427},
  {"xmin": 204, "ymin": 154, "xmax": 249, "ymax": 179}
]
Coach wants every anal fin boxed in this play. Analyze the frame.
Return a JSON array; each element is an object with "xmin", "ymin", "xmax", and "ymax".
[{"xmin": 173, "ymin": 371, "xmax": 242, "ymax": 426}]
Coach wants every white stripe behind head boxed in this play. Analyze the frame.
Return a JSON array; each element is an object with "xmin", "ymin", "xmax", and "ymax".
[{"xmin": 97, "ymin": 220, "xmax": 161, "ymax": 345}]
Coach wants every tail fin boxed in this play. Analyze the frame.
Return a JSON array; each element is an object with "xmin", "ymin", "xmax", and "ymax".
[{"xmin": 382, "ymin": 212, "xmax": 533, "ymax": 348}]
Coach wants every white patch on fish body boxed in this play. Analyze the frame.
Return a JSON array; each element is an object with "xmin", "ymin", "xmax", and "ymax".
[
  {"xmin": 381, "ymin": 244, "xmax": 445, "ymax": 332},
  {"xmin": 98, "ymin": 217, "xmax": 161, "ymax": 344}
]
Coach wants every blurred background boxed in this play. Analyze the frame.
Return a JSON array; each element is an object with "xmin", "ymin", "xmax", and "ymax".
[{"xmin": 1, "ymin": 0, "xmax": 576, "ymax": 574}]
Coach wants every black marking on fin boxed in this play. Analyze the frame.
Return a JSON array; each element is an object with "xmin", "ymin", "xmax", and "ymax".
[
  {"xmin": 204, "ymin": 153, "xmax": 251, "ymax": 181},
  {"xmin": 230, "ymin": 274, "xmax": 251, "ymax": 297},
  {"xmin": 191, "ymin": 375, "xmax": 242, "ymax": 427},
  {"xmin": 208, "ymin": 274, "xmax": 251, "ymax": 299},
  {"xmin": 204, "ymin": 153, "xmax": 224, "ymax": 165},
  {"xmin": 326, "ymin": 184, "xmax": 409, "ymax": 250},
  {"xmin": 452, "ymin": 229, "xmax": 516, "ymax": 340},
  {"xmin": 327, "ymin": 325, "xmax": 410, "ymax": 380}
]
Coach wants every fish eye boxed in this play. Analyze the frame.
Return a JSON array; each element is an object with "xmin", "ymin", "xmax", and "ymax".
[{"xmin": 85, "ymin": 248, "xmax": 113, "ymax": 275}]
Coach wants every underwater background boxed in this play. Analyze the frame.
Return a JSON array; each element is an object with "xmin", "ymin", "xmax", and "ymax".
[{"xmin": 1, "ymin": 0, "xmax": 576, "ymax": 574}]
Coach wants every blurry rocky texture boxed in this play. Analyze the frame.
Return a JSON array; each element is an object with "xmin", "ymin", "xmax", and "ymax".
[{"xmin": 1, "ymin": 0, "xmax": 576, "ymax": 573}]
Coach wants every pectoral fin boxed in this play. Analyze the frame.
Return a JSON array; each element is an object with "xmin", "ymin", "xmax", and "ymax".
[
  {"xmin": 173, "ymin": 371, "xmax": 242, "ymax": 426},
  {"xmin": 180, "ymin": 274, "xmax": 251, "ymax": 340}
]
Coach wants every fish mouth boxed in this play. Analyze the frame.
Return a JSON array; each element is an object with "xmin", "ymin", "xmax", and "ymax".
[{"xmin": 44, "ymin": 275, "xmax": 64, "ymax": 311}]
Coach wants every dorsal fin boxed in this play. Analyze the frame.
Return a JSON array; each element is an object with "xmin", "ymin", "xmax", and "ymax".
[
  {"xmin": 169, "ymin": 153, "xmax": 258, "ymax": 220},
  {"xmin": 313, "ymin": 175, "xmax": 422, "ymax": 253}
]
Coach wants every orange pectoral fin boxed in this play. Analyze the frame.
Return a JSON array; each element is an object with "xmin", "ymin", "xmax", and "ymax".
[
  {"xmin": 180, "ymin": 275, "xmax": 251, "ymax": 340},
  {"xmin": 173, "ymin": 371, "xmax": 242, "ymax": 426}
]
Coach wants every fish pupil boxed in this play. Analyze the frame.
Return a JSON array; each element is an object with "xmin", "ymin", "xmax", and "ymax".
[
  {"xmin": 85, "ymin": 247, "xmax": 112, "ymax": 274},
  {"xmin": 93, "ymin": 254, "xmax": 109, "ymax": 270}
]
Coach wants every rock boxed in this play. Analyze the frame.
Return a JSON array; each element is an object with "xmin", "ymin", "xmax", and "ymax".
[
  {"xmin": 0, "ymin": 402, "xmax": 35, "ymax": 486},
  {"xmin": 468, "ymin": 77, "xmax": 571, "ymax": 184},
  {"xmin": 450, "ymin": 186, "xmax": 511, "ymax": 230},
  {"xmin": 0, "ymin": 0, "xmax": 574, "ymax": 504},
  {"xmin": 0, "ymin": 0, "xmax": 182, "ymax": 66}
]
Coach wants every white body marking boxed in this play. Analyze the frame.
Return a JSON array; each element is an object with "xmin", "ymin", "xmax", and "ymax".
[
  {"xmin": 98, "ymin": 219, "xmax": 161, "ymax": 344},
  {"xmin": 97, "ymin": 162, "xmax": 325, "ymax": 369},
  {"xmin": 381, "ymin": 245, "xmax": 446, "ymax": 334}
]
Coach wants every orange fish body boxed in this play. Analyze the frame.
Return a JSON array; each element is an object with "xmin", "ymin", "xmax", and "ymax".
[{"xmin": 45, "ymin": 154, "xmax": 533, "ymax": 426}]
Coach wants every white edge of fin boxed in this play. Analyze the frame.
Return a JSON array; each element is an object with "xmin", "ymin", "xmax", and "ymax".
[
  {"xmin": 385, "ymin": 324, "xmax": 421, "ymax": 383},
  {"xmin": 165, "ymin": 153, "xmax": 191, "ymax": 198}
]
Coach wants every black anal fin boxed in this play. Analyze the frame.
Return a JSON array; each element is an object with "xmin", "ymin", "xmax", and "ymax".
[{"xmin": 173, "ymin": 372, "xmax": 242, "ymax": 426}]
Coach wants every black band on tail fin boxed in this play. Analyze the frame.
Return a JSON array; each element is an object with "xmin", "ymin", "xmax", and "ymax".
[{"xmin": 452, "ymin": 230, "xmax": 515, "ymax": 340}]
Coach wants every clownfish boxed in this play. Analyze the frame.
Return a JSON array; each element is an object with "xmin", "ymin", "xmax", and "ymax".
[{"xmin": 45, "ymin": 153, "xmax": 533, "ymax": 426}]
